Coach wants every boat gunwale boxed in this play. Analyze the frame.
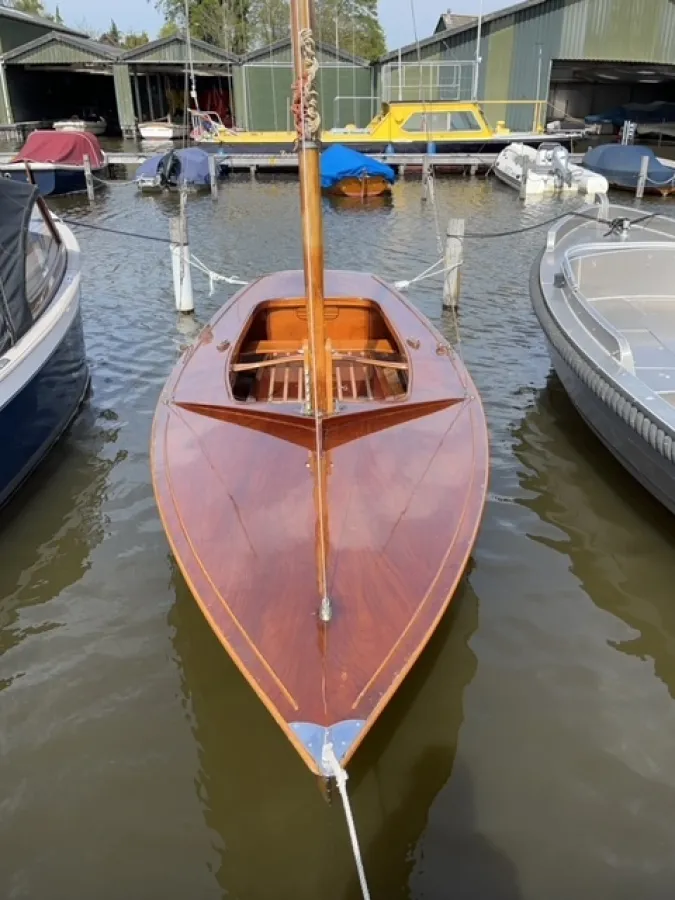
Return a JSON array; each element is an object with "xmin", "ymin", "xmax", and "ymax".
[{"xmin": 534, "ymin": 243, "xmax": 675, "ymax": 441}]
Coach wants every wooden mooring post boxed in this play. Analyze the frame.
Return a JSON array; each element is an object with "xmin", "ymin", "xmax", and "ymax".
[
  {"xmin": 208, "ymin": 153, "xmax": 218, "ymax": 198},
  {"xmin": 636, "ymin": 155, "xmax": 649, "ymax": 200},
  {"xmin": 443, "ymin": 218, "xmax": 465, "ymax": 309},
  {"xmin": 83, "ymin": 154, "xmax": 95, "ymax": 202},
  {"xmin": 422, "ymin": 157, "xmax": 432, "ymax": 202},
  {"xmin": 169, "ymin": 189, "xmax": 194, "ymax": 314}
]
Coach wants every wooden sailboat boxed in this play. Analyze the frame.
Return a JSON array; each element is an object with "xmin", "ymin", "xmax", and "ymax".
[
  {"xmin": 151, "ymin": 0, "xmax": 489, "ymax": 777},
  {"xmin": 326, "ymin": 173, "xmax": 392, "ymax": 199}
]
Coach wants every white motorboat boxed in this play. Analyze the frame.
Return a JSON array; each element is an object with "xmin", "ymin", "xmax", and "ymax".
[
  {"xmin": 494, "ymin": 142, "xmax": 608, "ymax": 198},
  {"xmin": 138, "ymin": 118, "xmax": 190, "ymax": 141},
  {"xmin": 531, "ymin": 202, "xmax": 675, "ymax": 515},
  {"xmin": 53, "ymin": 115, "xmax": 107, "ymax": 136}
]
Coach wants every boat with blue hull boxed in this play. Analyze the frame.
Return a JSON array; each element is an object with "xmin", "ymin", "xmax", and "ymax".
[
  {"xmin": 0, "ymin": 178, "xmax": 89, "ymax": 509},
  {"xmin": 135, "ymin": 147, "xmax": 214, "ymax": 193},
  {"xmin": 0, "ymin": 130, "xmax": 105, "ymax": 197},
  {"xmin": 582, "ymin": 144, "xmax": 675, "ymax": 196}
]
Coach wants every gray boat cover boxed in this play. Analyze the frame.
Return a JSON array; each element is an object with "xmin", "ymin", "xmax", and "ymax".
[{"xmin": 0, "ymin": 178, "xmax": 36, "ymax": 354}]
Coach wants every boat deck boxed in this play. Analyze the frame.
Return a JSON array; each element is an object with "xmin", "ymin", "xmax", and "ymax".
[{"xmin": 567, "ymin": 241, "xmax": 675, "ymax": 405}]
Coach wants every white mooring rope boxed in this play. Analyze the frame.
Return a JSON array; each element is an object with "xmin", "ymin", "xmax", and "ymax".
[
  {"xmin": 322, "ymin": 743, "xmax": 371, "ymax": 900},
  {"xmin": 188, "ymin": 253, "xmax": 249, "ymax": 294},
  {"xmin": 394, "ymin": 257, "xmax": 463, "ymax": 291}
]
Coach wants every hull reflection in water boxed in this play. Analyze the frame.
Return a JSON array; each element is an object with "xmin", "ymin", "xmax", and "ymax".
[
  {"xmin": 514, "ymin": 374, "xmax": 675, "ymax": 696},
  {"xmin": 167, "ymin": 561, "xmax": 519, "ymax": 900},
  {"xmin": 0, "ymin": 401, "xmax": 122, "ymax": 675}
]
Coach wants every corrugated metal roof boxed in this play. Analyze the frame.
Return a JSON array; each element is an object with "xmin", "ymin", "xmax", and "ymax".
[
  {"xmin": 3, "ymin": 31, "xmax": 121, "ymax": 63},
  {"xmin": 121, "ymin": 35, "xmax": 238, "ymax": 64},
  {"xmin": 434, "ymin": 12, "xmax": 478, "ymax": 34},
  {"xmin": 0, "ymin": 5, "xmax": 85, "ymax": 38},
  {"xmin": 242, "ymin": 37, "xmax": 369, "ymax": 66}
]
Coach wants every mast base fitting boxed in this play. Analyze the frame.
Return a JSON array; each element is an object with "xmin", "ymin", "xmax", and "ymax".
[{"xmin": 319, "ymin": 595, "xmax": 332, "ymax": 622}]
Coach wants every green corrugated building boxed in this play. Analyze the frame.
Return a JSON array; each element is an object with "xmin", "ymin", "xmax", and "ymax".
[
  {"xmin": 3, "ymin": 0, "xmax": 675, "ymax": 140},
  {"xmin": 235, "ymin": 39, "xmax": 376, "ymax": 131},
  {"xmin": 0, "ymin": 6, "xmax": 89, "ymax": 129},
  {"xmin": 381, "ymin": 0, "xmax": 675, "ymax": 131}
]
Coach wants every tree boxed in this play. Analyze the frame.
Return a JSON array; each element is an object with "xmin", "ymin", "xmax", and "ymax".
[
  {"xmin": 122, "ymin": 30, "xmax": 150, "ymax": 49},
  {"xmin": 158, "ymin": 19, "xmax": 179, "ymax": 38},
  {"xmin": 4, "ymin": 0, "xmax": 48, "ymax": 15},
  {"xmin": 315, "ymin": 0, "xmax": 385, "ymax": 60},
  {"xmin": 249, "ymin": 0, "xmax": 289, "ymax": 47},
  {"xmin": 152, "ymin": 0, "xmax": 384, "ymax": 57},
  {"xmin": 99, "ymin": 18, "xmax": 122, "ymax": 45},
  {"xmin": 53, "ymin": 3, "xmax": 63, "ymax": 23},
  {"xmin": 154, "ymin": 0, "xmax": 252, "ymax": 54}
]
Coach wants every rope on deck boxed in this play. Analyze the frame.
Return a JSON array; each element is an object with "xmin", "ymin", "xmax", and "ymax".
[{"xmin": 322, "ymin": 743, "xmax": 371, "ymax": 900}]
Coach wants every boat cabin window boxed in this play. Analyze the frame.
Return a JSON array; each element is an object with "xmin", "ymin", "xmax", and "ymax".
[
  {"xmin": 25, "ymin": 217, "xmax": 66, "ymax": 320},
  {"xmin": 449, "ymin": 111, "xmax": 482, "ymax": 131},
  {"xmin": 402, "ymin": 111, "xmax": 483, "ymax": 133}
]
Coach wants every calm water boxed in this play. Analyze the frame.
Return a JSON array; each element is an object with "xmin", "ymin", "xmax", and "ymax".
[{"xmin": 2, "ymin": 172, "xmax": 675, "ymax": 900}]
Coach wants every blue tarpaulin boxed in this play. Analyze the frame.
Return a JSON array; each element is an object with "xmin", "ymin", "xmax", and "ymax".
[
  {"xmin": 320, "ymin": 145, "xmax": 396, "ymax": 189},
  {"xmin": 135, "ymin": 148, "xmax": 211, "ymax": 187},
  {"xmin": 586, "ymin": 102, "xmax": 675, "ymax": 127},
  {"xmin": 583, "ymin": 144, "xmax": 675, "ymax": 189}
]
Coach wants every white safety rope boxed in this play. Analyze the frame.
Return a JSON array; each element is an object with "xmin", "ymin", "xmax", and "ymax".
[
  {"xmin": 394, "ymin": 256, "xmax": 463, "ymax": 291},
  {"xmin": 322, "ymin": 743, "xmax": 372, "ymax": 900},
  {"xmin": 189, "ymin": 253, "xmax": 249, "ymax": 293}
]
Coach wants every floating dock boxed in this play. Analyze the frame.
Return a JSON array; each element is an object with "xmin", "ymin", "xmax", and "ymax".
[{"xmin": 0, "ymin": 149, "xmax": 585, "ymax": 177}]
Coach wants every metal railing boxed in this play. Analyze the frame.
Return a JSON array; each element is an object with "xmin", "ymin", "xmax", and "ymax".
[
  {"xmin": 332, "ymin": 95, "xmax": 378, "ymax": 128},
  {"xmin": 380, "ymin": 60, "xmax": 476, "ymax": 104}
]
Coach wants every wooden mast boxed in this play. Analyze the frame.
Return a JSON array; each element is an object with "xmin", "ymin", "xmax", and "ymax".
[{"xmin": 290, "ymin": 0, "xmax": 330, "ymax": 415}]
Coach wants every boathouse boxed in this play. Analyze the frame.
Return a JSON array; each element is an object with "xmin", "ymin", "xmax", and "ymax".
[
  {"xmin": 118, "ymin": 36, "xmax": 237, "ymax": 137},
  {"xmin": 0, "ymin": 6, "xmax": 93, "ymax": 136},
  {"xmin": 235, "ymin": 38, "xmax": 375, "ymax": 131},
  {"xmin": 381, "ymin": 0, "xmax": 675, "ymax": 131}
]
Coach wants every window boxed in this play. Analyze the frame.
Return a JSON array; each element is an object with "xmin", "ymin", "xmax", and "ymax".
[
  {"xmin": 402, "ymin": 112, "xmax": 449, "ymax": 132},
  {"xmin": 449, "ymin": 111, "xmax": 482, "ymax": 131},
  {"xmin": 25, "ymin": 220, "xmax": 66, "ymax": 320},
  {"xmin": 401, "ymin": 113, "xmax": 426, "ymax": 132},
  {"xmin": 402, "ymin": 110, "xmax": 483, "ymax": 133}
]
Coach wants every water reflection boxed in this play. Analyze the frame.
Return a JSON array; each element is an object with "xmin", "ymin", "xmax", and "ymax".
[
  {"xmin": 513, "ymin": 373, "xmax": 675, "ymax": 697},
  {"xmin": 169, "ymin": 561, "xmax": 480, "ymax": 900},
  {"xmin": 324, "ymin": 193, "xmax": 394, "ymax": 215},
  {"xmin": 0, "ymin": 401, "xmax": 123, "ymax": 673}
]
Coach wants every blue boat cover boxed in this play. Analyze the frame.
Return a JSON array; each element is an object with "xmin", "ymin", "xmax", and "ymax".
[
  {"xmin": 582, "ymin": 144, "xmax": 675, "ymax": 188},
  {"xmin": 135, "ymin": 147, "xmax": 211, "ymax": 186},
  {"xmin": 320, "ymin": 145, "xmax": 396, "ymax": 189},
  {"xmin": 586, "ymin": 102, "xmax": 675, "ymax": 127}
]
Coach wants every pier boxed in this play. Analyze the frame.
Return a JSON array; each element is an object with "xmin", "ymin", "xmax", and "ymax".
[{"xmin": 0, "ymin": 148, "xmax": 586, "ymax": 177}]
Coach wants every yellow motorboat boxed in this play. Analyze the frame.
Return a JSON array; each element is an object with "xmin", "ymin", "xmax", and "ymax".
[{"xmin": 190, "ymin": 101, "xmax": 580, "ymax": 155}]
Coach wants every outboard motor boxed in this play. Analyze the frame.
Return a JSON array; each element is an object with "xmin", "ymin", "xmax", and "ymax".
[
  {"xmin": 549, "ymin": 143, "xmax": 572, "ymax": 188},
  {"xmin": 157, "ymin": 150, "xmax": 182, "ymax": 189}
]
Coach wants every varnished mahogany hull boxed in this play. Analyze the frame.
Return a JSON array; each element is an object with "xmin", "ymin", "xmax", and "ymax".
[
  {"xmin": 151, "ymin": 270, "xmax": 489, "ymax": 774},
  {"xmin": 324, "ymin": 175, "xmax": 392, "ymax": 199}
]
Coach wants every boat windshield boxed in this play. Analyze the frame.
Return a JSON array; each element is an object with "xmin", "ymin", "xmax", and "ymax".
[
  {"xmin": 26, "ymin": 214, "xmax": 67, "ymax": 320},
  {"xmin": 401, "ymin": 110, "xmax": 483, "ymax": 133}
]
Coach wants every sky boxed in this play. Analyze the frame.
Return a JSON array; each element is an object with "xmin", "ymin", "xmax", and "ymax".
[{"xmin": 48, "ymin": 0, "xmax": 506, "ymax": 48}]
